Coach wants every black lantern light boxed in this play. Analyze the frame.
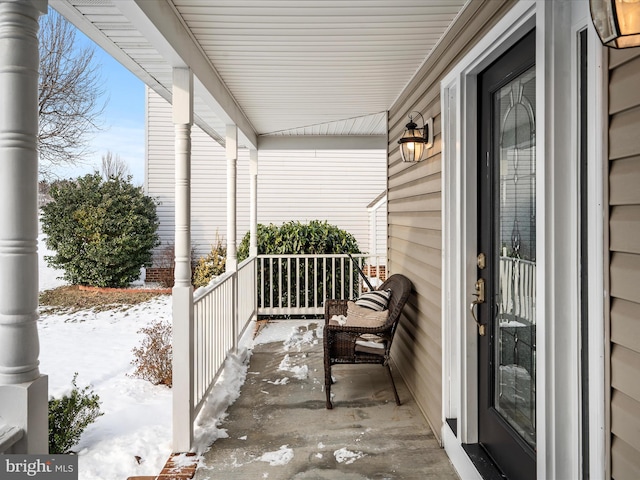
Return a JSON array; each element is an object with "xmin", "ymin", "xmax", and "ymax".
[
  {"xmin": 590, "ymin": 0, "xmax": 640, "ymax": 48},
  {"xmin": 397, "ymin": 112, "xmax": 433, "ymax": 163}
]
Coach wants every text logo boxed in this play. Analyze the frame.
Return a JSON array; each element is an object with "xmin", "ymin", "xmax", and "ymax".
[{"xmin": 2, "ymin": 455, "xmax": 77, "ymax": 480}]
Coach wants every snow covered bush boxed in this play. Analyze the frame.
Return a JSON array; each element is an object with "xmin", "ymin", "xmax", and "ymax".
[
  {"xmin": 192, "ymin": 234, "xmax": 226, "ymax": 288},
  {"xmin": 41, "ymin": 173, "xmax": 160, "ymax": 288},
  {"xmin": 48, "ymin": 373, "xmax": 103, "ymax": 454},
  {"xmin": 130, "ymin": 320, "xmax": 172, "ymax": 387}
]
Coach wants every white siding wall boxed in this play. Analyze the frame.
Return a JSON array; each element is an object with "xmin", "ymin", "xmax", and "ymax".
[
  {"xmin": 368, "ymin": 194, "xmax": 387, "ymax": 258},
  {"xmin": 146, "ymin": 87, "xmax": 249, "ymax": 258},
  {"xmin": 146, "ymin": 88, "xmax": 386, "ymax": 260}
]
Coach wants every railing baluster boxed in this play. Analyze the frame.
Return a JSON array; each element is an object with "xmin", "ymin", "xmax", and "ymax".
[
  {"xmin": 269, "ymin": 258, "xmax": 274, "ymax": 309},
  {"xmin": 295, "ymin": 257, "xmax": 300, "ymax": 309},
  {"xmin": 287, "ymin": 257, "xmax": 291, "ymax": 308},
  {"xmin": 330, "ymin": 257, "xmax": 335, "ymax": 298},
  {"xmin": 304, "ymin": 258, "xmax": 309, "ymax": 310},
  {"xmin": 340, "ymin": 256, "xmax": 345, "ymax": 299}
]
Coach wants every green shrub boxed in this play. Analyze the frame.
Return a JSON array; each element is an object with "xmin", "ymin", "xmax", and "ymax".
[
  {"xmin": 238, "ymin": 220, "xmax": 360, "ymax": 259},
  {"xmin": 237, "ymin": 221, "xmax": 361, "ymax": 312},
  {"xmin": 192, "ymin": 234, "xmax": 227, "ymax": 288},
  {"xmin": 41, "ymin": 173, "xmax": 160, "ymax": 288},
  {"xmin": 129, "ymin": 321, "xmax": 172, "ymax": 387},
  {"xmin": 49, "ymin": 373, "xmax": 103, "ymax": 454}
]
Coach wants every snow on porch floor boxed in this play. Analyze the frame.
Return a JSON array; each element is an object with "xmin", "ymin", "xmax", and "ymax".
[{"xmin": 193, "ymin": 320, "xmax": 459, "ymax": 480}]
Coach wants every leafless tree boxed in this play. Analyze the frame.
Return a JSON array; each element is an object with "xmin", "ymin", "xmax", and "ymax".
[
  {"xmin": 100, "ymin": 151, "xmax": 130, "ymax": 180},
  {"xmin": 38, "ymin": 10, "xmax": 106, "ymax": 179}
]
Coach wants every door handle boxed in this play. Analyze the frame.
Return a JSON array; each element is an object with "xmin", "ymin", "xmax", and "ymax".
[{"xmin": 469, "ymin": 278, "xmax": 486, "ymax": 336}]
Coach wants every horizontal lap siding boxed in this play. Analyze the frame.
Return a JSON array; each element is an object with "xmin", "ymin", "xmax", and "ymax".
[
  {"xmin": 387, "ymin": 0, "xmax": 515, "ymax": 439},
  {"xmin": 254, "ymin": 149, "xmax": 386, "ymax": 251},
  {"xmin": 146, "ymin": 87, "xmax": 250, "ymax": 259},
  {"xmin": 147, "ymin": 89, "xmax": 386, "ymax": 262},
  {"xmin": 609, "ymin": 48, "xmax": 640, "ymax": 480}
]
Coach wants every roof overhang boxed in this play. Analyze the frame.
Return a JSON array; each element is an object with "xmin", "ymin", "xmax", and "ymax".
[{"xmin": 50, "ymin": 0, "xmax": 469, "ymax": 150}]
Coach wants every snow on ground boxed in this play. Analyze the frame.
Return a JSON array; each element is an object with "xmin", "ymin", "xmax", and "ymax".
[
  {"xmin": 38, "ymin": 230, "xmax": 174, "ymax": 478},
  {"xmin": 258, "ymin": 445, "xmax": 295, "ymax": 466},
  {"xmin": 37, "ymin": 226, "xmax": 346, "ymax": 478}
]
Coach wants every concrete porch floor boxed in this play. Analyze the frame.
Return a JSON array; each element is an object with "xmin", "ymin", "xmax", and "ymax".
[{"xmin": 194, "ymin": 321, "xmax": 459, "ymax": 480}]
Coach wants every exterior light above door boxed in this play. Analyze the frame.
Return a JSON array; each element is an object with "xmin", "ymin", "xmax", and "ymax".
[
  {"xmin": 590, "ymin": 0, "xmax": 640, "ymax": 48},
  {"xmin": 398, "ymin": 112, "xmax": 433, "ymax": 162}
]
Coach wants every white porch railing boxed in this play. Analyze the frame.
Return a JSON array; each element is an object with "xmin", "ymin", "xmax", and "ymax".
[
  {"xmin": 257, "ymin": 254, "xmax": 386, "ymax": 316},
  {"xmin": 0, "ymin": 424, "xmax": 23, "ymax": 454},
  {"xmin": 192, "ymin": 257, "xmax": 257, "ymax": 418},
  {"xmin": 185, "ymin": 253, "xmax": 384, "ymax": 449}
]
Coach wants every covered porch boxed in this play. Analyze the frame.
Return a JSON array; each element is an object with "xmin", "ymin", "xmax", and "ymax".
[
  {"xmin": 1, "ymin": 0, "xmax": 469, "ymax": 458},
  {"xmin": 2, "ymin": 1, "xmax": 627, "ymax": 479},
  {"xmin": 192, "ymin": 319, "xmax": 457, "ymax": 479}
]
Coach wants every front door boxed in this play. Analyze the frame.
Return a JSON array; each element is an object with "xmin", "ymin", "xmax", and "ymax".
[{"xmin": 476, "ymin": 30, "xmax": 536, "ymax": 480}]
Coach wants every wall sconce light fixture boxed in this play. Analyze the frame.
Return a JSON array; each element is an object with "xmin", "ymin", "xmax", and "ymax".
[
  {"xmin": 397, "ymin": 112, "xmax": 433, "ymax": 163},
  {"xmin": 590, "ymin": 0, "xmax": 640, "ymax": 48}
]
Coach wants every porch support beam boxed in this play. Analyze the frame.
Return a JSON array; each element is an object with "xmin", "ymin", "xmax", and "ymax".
[
  {"xmin": 226, "ymin": 124, "xmax": 238, "ymax": 272},
  {"xmin": 258, "ymin": 135, "xmax": 387, "ymax": 151},
  {"xmin": 249, "ymin": 149, "xmax": 258, "ymax": 258},
  {"xmin": 171, "ymin": 67, "xmax": 194, "ymax": 453},
  {"xmin": 0, "ymin": 0, "xmax": 48, "ymax": 454}
]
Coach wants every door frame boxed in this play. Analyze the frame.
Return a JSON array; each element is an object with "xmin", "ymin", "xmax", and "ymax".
[{"xmin": 440, "ymin": 1, "xmax": 607, "ymax": 479}]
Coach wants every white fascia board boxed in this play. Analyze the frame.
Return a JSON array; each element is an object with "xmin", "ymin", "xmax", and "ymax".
[
  {"xmin": 51, "ymin": 0, "xmax": 230, "ymax": 149},
  {"xmin": 258, "ymin": 135, "xmax": 387, "ymax": 151},
  {"xmin": 50, "ymin": 0, "xmax": 171, "ymax": 101},
  {"xmin": 114, "ymin": 0, "xmax": 258, "ymax": 149}
]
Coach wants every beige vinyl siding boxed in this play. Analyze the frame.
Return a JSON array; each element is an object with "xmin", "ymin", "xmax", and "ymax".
[
  {"xmin": 146, "ymin": 88, "xmax": 386, "ymax": 260},
  {"xmin": 609, "ymin": 48, "xmax": 640, "ymax": 480},
  {"xmin": 386, "ymin": 0, "xmax": 516, "ymax": 439}
]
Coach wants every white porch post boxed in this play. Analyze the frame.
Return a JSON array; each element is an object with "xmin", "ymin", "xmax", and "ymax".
[
  {"xmin": 249, "ymin": 149, "xmax": 258, "ymax": 257},
  {"xmin": 172, "ymin": 67, "xmax": 194, "ymax": 453},
  {"xmin": 0, "ymin": 0, "xmax": 48, "ymax": 454},
  {"xmin": 226, "ymin": 124, "xmax": 238, "ymax": 271},
  {"xmin": 226, "ymin": 124, "xmax": 238, "ymax": 350}
]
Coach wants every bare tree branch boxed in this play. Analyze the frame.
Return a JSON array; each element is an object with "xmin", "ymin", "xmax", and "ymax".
[
  {"xmin": 100, "ymin": 151, "xmax": 130, "ymax": 180},
  {"xmin": 38, "ymin": 10, "xmax": 106, "ymax": 179}
]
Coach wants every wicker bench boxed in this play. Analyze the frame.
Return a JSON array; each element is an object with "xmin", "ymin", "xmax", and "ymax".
[{"xmin": 323, "ymin": 274, "xmax": 413, "ymax": 409}]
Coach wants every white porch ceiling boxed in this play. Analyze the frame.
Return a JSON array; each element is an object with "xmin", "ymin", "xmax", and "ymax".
[{"xmin": 50, "ymin": 0, "xmax": 468, "ymax": 149}]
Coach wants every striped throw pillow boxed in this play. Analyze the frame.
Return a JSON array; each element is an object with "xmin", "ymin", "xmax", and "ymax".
[{"xmin": 355, "ymin": 289, "xmax": 391, "ymax": 311}]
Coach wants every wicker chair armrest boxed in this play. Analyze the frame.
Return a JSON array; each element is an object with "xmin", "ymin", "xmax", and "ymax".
[{"xmin": 324, "ymin": 299, "xmax": 349, "ymax": 324}]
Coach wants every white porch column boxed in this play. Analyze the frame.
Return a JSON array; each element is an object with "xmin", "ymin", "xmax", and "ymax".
[
  {"xmin": 249, "ymin": 149, "xmax": 258, "ymax": 257},
  {"xmin": 226, "ymin": 124, "xmax": 238, "ymax": 271},
  {"xmin": 171, "ymin": 67, "xmax": 194, "ymax": 453},
  {"xmin": 0, "ymin": 0, "xmax": 48, "ymax": 454}
]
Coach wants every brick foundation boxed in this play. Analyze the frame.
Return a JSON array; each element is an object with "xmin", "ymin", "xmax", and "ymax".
[
  {"xmin": 145, "ymin": 267, "xmax": 174, "ymax": 287},
  {"xmin": 127, "ymin": 453, "xmax": 199, "ymax": 480}
]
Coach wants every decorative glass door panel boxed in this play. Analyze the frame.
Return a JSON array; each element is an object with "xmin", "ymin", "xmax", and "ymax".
[
  {"xmin": 493, "ymin": 65, "xmax": 536, "ymax": 449},
  {"xmin": 477, "ymin": 29, "xmax": 536, "ymax": 480}
]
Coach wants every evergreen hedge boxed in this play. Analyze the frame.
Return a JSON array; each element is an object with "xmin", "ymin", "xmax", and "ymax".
[
  {"xmin": 237, "ymin": 220, "xmax": 362, "ymax": 314},
  {"xmin": 237, "ymin": 220, "xmax": 360, "ymax": 259}
]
